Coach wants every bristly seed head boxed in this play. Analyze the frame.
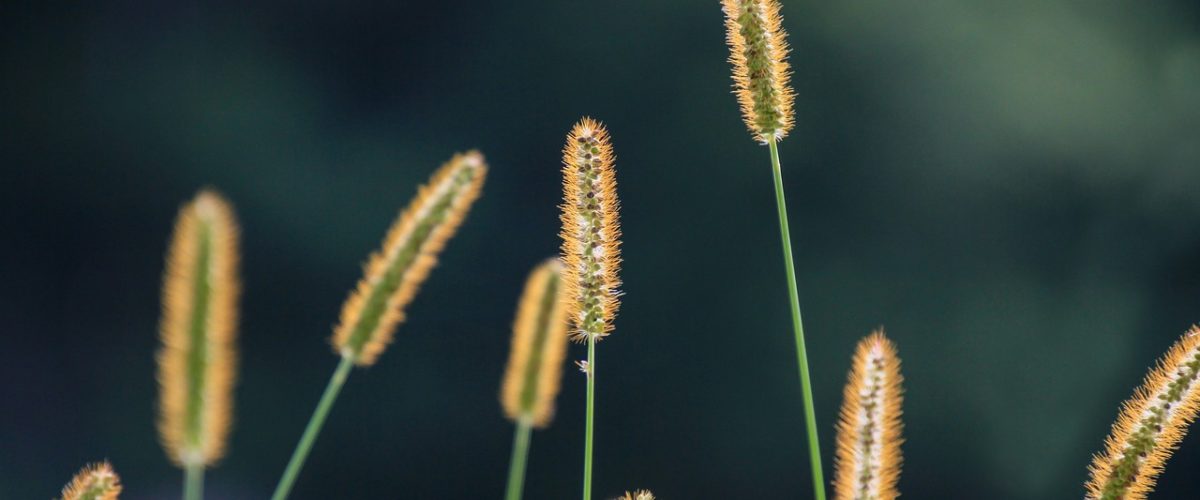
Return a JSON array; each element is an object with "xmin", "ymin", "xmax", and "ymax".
[
  {"xmin": 833, "ymin": 329, "xmax": 904, "ymax": 500},
  {"xmin": 332, "ymin": 151, "xmax": 487, "ymax": 366},
  {"xmin": 157, "ymin": 190, "xmax": 240, "ymax": 467},
  {"xmin": 560, "ymin": 118, "xmax": 622, "ymax": 343},
  {"xmin": 500, "ymin": 258, "xmax": 572, "ymax": 428},
  {"xmin": 616, "ymin": 490, "xmax": 655, "ymax": 500},
  {"xmin": 59, "ymin": 462, "xmax": 122, "ymax": 500},
  {"xmin": 1086, "ymin": 326, "xmax": 1200, "ymax": 500},
  {"xmin": 722, "ymin": 0, "xmax": 795, "ymax": 143}
]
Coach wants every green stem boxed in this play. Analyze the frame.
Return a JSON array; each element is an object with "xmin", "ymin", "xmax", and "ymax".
[
  {"xmin": 504, "ymin": 419, "xmax": 534, "ymax": 500},
  {"xmin": 767, "ymin": 136, "xmax": 826, "ymax": 500},
  {"xmin": 271, "ymin": 356, "xmax": 355, "ymax": 500},
  {"xmin": 184, "ymin": 462, "xmax": 204, "ymax": 500},
  {"xmin": 582, "ymin": 335, "xmax": 596, "ymax": 500}
]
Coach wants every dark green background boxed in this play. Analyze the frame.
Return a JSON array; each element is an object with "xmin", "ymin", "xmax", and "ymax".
[{"xmin": 4, "ymin": 1, "xmax": 1200, "ymax": 498}]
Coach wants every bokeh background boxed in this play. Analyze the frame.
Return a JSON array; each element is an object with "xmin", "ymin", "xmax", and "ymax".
[{"xmin": 4, "ymin": 1, "xmax": 1200, "ymax": 498}]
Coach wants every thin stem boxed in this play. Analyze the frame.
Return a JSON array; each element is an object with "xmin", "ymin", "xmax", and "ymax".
[
  {"xmin": 504, "ymin": 419, "xmax": 534, "ymax": 500},
  {"xmin": 767, "ymin": 136, "xmax": 827, "ymax": 500},
  {"xmin": 184, "ymin": 462, "xmax": 204, "ymax": 500},
  {"xmin": 582, "ymin": 335, "xmax": 596, "ymax": 500},
  {"xmin": 271, "ymin": 356, "xmax": 355, "ymax": 500}
]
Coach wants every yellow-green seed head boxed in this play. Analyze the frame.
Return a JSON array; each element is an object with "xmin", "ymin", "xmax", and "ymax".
[
  {"xmin": 1086, "ymin": 326, "xmax": 1200, "ymax": 500},
  {"xmin": 157, "ymin": 190, "xmax": 240, "ymax": 467},
  {"xmin": 833, "ymin": 330, "xmax": 904, "ymax": 500},
  {"xmin": 559, "ymin": 118, "xmax": 622, "ymax": 342},
  {"xmin": 332, "ymin": 151, "xmax": 487, "ymax": 366},
  {"xmin": 59, "ymin": 462, "xmax": 122, "ymax": 500},
  {"xmin": 722, "ymin": 0, "xmax": 795, "ymax": 143},
  {"xmin": 500, "ymin": 258, "xmax": 571, "ymax": 427}
]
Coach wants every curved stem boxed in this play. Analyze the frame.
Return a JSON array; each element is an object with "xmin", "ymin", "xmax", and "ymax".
[
  {"xmin": 184, "ymin": 462, "xmax": 204, "ymax": 500},
  {"xmin": 582, "ymin": 335, "xmax": 596, "ymax": 500},
  {"xmin": 504, "ymin": 419, "xmax": 534, "ymax": 500},
  {"xmin": 271, "ymin": 356, "xmax": 355, "ymax": 500},
  {"xmin": 768, "ymin": 136, "xmax": 826, "ymax": 500}
]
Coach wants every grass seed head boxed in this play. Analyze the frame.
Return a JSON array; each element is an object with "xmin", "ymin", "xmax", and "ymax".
[
  {"xmin": 833, "ymin": 329, "xmax": 904, "ymax": 500},
  {"xmin": 332, "ymin": 151, "xmax": 487, "ymax": 366},
  {"xmin": 1086, "ymin": 326, "xmax": 1200, "ymax": 500},
  {"xmin": 559, "ymin": 118, "xmax": 622, "ymax": 342},
  {"xmin": 157, "ymin": 190, "xmax": 240, "ymax": 467},
  {"xmin": 59, "ymin": 461, "xmax": 122, "ymax": 500},
  {"xmin": 722, "ymin": 0, "xmax": 795, "ymax": 143},
  {"xmin": 500, "ymin": 258, "xmax": 572, "ymax": 427}
]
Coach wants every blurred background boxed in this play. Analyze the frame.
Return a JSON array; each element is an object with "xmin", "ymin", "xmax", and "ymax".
[{"xmin": 3, "ymin": 1, "xmax": 1200, "ymax": 498}]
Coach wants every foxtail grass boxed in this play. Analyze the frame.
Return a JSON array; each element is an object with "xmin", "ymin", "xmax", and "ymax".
[
  {"xmin": 560, "ymin": 117, "xmax": 622, "ymax": 500},
  {"xmin": 271, "ymin": 151, "xmax": 487, "ymax": 500},
  {"xmin": 59, "ymin": 462, "xmax": 122, "ymax": 500},
  {"xmin": 720, "ymin": 1, "xmax": 824, "ymax": 499},
  {"xmin": 157, "ymin": 190, "xmax": 240, "ymax": 500},
  {"xmin": 833, "ymin": 331, "xmax": 903, "ymax": 500},
  {"xmin": 616, "ymin": 490, "xmax": 655, "ymax": 500},
  {"xmin": 501, "ymin": 258, "xmax": 572, "ymax": 500},
  {"xmin": 722, "ymin": 0, "xmax": 793, "ymax": 144},
  {"xmin": 1085, "ymin": 326, "xmax": 1200, "ymax": 500}
]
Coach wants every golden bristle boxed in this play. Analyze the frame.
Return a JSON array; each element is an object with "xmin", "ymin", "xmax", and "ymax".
[
  {"xmin": 559, "ymin": 117, "xmax": 622, "ymax": 342},
  {"xmin": 332, "ymin": 151, "xmax": 488, "ymax": 366},
  {"xmin": 721, "ymin": 0, "xmax": 795, "ymax": 143},
  {"xmin": 833, "ymin": 330, "xmax": 904, "ymax": 500},
  {"xmin": 616, "ymin": 490, "xmax": 655, "ymax": 500},
  {"xmin": 500, "ymin": 258, "xmax": 571, "ymax": 428},
  {"xmin": 157, "ymin": 189, "xmax": 240, "ymax": 467},
  {"xmin": 1085, "ymin": 326, "xmax": 1200, "ymax": 500},
  {"xmin": 59, "ymin": 461, "xmax": 122, "ymax": 500}
]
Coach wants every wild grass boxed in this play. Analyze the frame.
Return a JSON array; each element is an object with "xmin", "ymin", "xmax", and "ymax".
[
  {"xmin": 270, "ymin": 151, "xmax": 487, "ymax": 500},
  {"xmin": 721, "ymin": 1, "xmax": 826, "ymax": 498},
  {"xmin": 1086, "ymin": 326, "xmax": 1200, "ymax": 500},
  {"xmin": 58, "ymin": 462, "xmax": 122, "ymax": 500},
  {"xmin": 559, "ymin": 117, "xmax": 623, "ymax": 500},
  {"xmin": 833, "ymin": 331, "xmax": 904, "ymax": 500},
  {"xmin": 34, "ymin": 1, "xmax": 1200, "ymax": 499},
  {"xmin": 617, "ymin": 490, "xmax": 655, "ymax": 500},
  {"xmin": 501, "ymin": 258, "xmax": 572, "ymax": 500},
  {"xmin": 156, "ymin": 190, "xmax": 240, "ymax": 500}
]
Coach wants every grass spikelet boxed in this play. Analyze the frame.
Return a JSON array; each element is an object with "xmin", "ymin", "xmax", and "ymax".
[
  {"xmin": 501, "ymin": 258, "xmax": 571, "ymax": 428},
  {"xmin": 59, "ymin": 462, "xmax": 122, "ymax": 500},
  {"xmin": 272, "ymin": 151, "xmax": 488, "ymax": 500},
  {"xmin": 332, "ymin": 150, "xmax": 488, "ymax": 366},
  {"xmin": 719, "ymin": 2, "xmax": 824, "ymax": 496},
  {"xmin": 615, "ymin": 490, "xmax": 655, "ymax": 500},
  {"xmin": 1086, "ymin": 326, "xmax": 1200, "ymax": 500},
  {"xmin": 501, "ymin": 259, "xmax": 571, "ymax": 500},
  {"xmin": 560, "ymin": 117, "xmax": 621, "ymax": 343},
  {"xmin": 561, "ymin": 117, "xmax": 622, "ymax": 500},
  {"xmin": 721, "ymin": 0, "xmax": 794, "ymax": 143},
  {"xmin": 157, "ymin": 189, "xmax": 240, "ymax": 468},
  {"xmin": 833, "ymin": 330, "xmax": 904, "ymax": 500}
]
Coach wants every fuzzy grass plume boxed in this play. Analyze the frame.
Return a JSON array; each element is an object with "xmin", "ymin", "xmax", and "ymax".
[
  {"xmin": 501, "ymin": 258, "xmax": 571, "ymax": 427},
  {"xmin": 59, "ymin": 462, "xmax": 122, "ymax": 500},
  {"xmin": 560, "ymin": 118, "xmax": 622, "ymax": 343},
  {"xmin": 272, "ymin": 151, "xmax": 487, "ymax": 500},
  {"xmin": 833, "ymin": 330, "xmax": 903, "ymax": 500},
  {"xmin": 332, "ymin": 150, "xmax": 488, "ymax": 366},
  {"xmin": 719, "ymin": 1, "xmax": 823, "ymax": 497},
  {"xmin": 501, "ymin": 259, "xmax": 571, "ymax": 500},
  {"xmin": 1086, "ymin": 326, "xmax": 1200, "ymax": 500},
  {"xmin": 722, "ymin": 0, "xmax": 794, "ymax": 143},
  {"xmin": 157, "ymin": 190, "xmax": 240, "ymax": 470},
  {"xmin": 616, "ymin": 490, "xmax": 655, "ymax": 500},
  {"xmin": 560, "ymin": 117, "xmax": 622, "ymax": 500}
]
